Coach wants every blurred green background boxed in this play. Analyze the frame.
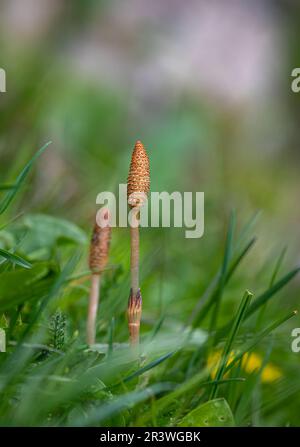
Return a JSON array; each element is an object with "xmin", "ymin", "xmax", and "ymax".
[{"xmin": 0, "ymin": 0, "xmax": 300, "ymax": 426}]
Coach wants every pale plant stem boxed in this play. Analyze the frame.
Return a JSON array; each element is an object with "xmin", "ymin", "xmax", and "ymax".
[
  {"xmin": 128, "ymin": 219, "xmax": 142, "ymax": 347},
  {"xmin": 87, "ymin": 273, "xmax": 101, "ymax": 345},
  {"xmin": 129, "ymin": 320, "xmax": 140, "ymax": 346},
  {"xmin": 130, "ymin": 225, "xmax": 140, "ymax": 295}
]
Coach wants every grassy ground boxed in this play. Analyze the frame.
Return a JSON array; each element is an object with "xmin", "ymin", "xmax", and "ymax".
[{"xmin": 0, "ymin": 143, "xmax": 299, "ymax": 427}]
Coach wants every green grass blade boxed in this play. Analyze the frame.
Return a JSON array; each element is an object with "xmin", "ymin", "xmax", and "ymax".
[
  {"xmin": 209, "ymin": 210, "xmax": 236, "ymax": 333},
  {"xmin": 0, "ymin": 248, "xmax": 32, "ymax": 269},
  {"xmin": 209, "ymin": 290, "xmax": 252, "ymax": 400},
  {"xmin": 224, "ymin": 310, "xmax": 297, "ymax": 375},
  {"xmin": 235, "ymin": 211, "xmax": 261, "ymax": 248},
  {"xmin": 269, "ymin": 246, "xmax": 287, "ymax": 288},
  {"xmin": 0, "ymin": 184, "xmax": 16, "ymax": 191},
  {"xmin": 123, "ymin": 351, "xmax": 175, "ymax": 384},
  {"xmin": 191, "ymin": 212, "xmax": 236, "ymax": 328},
  {"xmin": 0, "ymin": 141, "xmax": 51, "ymax": 214},
  {"xmin": 216, "ymin": 266, "xmax": 300, "ymax": 341},
  {"xmin": 68, "ymin": 383, "xmax": 173, "ymax": 427},
  {"xmin": 225, "ymin": 237, "xmax": 256, "ymax": 284},
  {"xmin": 108, "ymin": 351, "xmax": 176, "ymax": 391},
  {"xmin": 136, "ymin": 369, "xmax": 209, "ymax": 425},
  {"xmin": 246, "ymin": 267, "xmax": 300, "ymax": 318},
  {"xmin": 256, "ymin": 246, "xmax": 287, "ymax": 328},
  {"xmin": 108, "ymin": 317, "xmax": 115, "ymax": 357}
]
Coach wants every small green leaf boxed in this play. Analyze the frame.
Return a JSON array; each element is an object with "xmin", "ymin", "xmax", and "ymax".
[
  {"xmin": 0, "ymin": 248, "xmax": 32, "ymax": 269},
  {"xmin": 179, "ymin": 398, "xmax": 235, "ymax": 427}
]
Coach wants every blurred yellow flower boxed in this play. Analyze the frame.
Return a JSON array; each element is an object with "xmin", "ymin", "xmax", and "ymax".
[
  {"xmin": 242, "ymin": 352, "xmax": 282, "ymax": 383},
  {"xmin": 207, "ymin": 350, "xmax": 282, "ymax": 383}
]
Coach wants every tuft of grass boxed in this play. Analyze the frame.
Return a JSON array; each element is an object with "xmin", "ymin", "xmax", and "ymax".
[{"xmin": 0, "ymin": 146, "xmax": 299, "ymax": 427}]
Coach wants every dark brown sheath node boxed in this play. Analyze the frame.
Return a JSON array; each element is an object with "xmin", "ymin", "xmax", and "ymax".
[
  {"xmin": 127, "ymin": 288, "xmax": 142, "ymax": 345},
  {"xmin": 127, "ymin": 288, "xmax": 142, "ymax": 322}
]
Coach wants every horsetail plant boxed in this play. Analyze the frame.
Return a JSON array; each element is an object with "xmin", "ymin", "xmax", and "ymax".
[
  {"xmin": 86, "ymin": 208, "xmax": 111, "ymax": 346},
  {"xmin": 127, "ymin": 140, "xmax": 150, "ymax": 346}
]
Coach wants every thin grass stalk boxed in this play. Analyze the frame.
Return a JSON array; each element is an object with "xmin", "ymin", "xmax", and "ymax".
[
  {"xmin": 209, "ymin": 211, "xmax": 236, "ymax": 339},
  {"xmin": 255, "ymin": 246, "xmax": 287, "ymax": 330},
  {"xmin": 224, "ymin": 309, "xmax": 297, "ymax": 375},
  {"xmin": 189, "ymin": 214, "xmax": 256, "ymax": 328},
  {"xmin": 215, "ymin": 266, "xmax": 300, "ymax": 343},
  {"xmin": 209, "ymin": 290, "xmax": 252, "ymax": 400}
]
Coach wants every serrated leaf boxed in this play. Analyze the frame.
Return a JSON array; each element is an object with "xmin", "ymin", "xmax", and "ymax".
[{"xmin": 179, "ymin": 398, "xmax": 235, "ymax": 427}]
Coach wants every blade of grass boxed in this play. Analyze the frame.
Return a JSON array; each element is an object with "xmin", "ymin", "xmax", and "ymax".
[
  {"xmin": 190, "ymin": 211, "xmax": 259, "ymax": 327},
  {"xmin": 0, "ymin": 141, "xmax": 51, "ymax": 214},
  {"xmin": 0, "ymin": 212, "xmax": 24, "ymax": 231},
  {"xmin": 209, "ymin": 211, "xmax": 236, "ymax": 336},
  {"xmin": 216, "ymin": 266, "xmax": 300, "ymax": 342},
  {"xmin": 235, "ymin": 335, "xmax": 274, "ymax": 425},
  {"xmin": 200, "ymin": 377, "xmax": 246, "ymax": 387},
  {"xmin": 191, "ymin": 212, "xmax": 236, "ymax": 328},
  {"xmin": 0, "ymin": 184, "xmax": 16, "ymax": 191},
  {"xmin": 149, "ymin": 314, "xmax": 165, "ymax": 340},
  {"xmin": 246, "ymin": 267, "xmax": 300, "ymax": 318},
  {"xmin": 23, "ymin": 251, "xmax": 81, "ymax": 337},
  {"xmin": 256, "ymin": 246, "xmax": 287, "ymax": 329},
  {"xmin": 68, "ymin": 383, "xmax": 174, "ymax": 427},
  {"xmin": 136, "ymin": 369, "xmax": 209, "ymax": 425},
  {"xmin": 224, "ymin": 310, "xmax": 297, "ymax": 375},
  {"xmin": 108, "ymin": 317, "xmax": 115, "ymax": 358},
  {"xmin": 225, "ymin": 237, "xmax": 256, "ymax": 284},
  {"xmin": 110, "ymin": 351, "xmax": 175, "ymax": 389},
  {"xmin": 190, "ymin": 237, "xmax": 255, "ymax": 328},
  {"xmin": 269, "ymin": 247, "xmax": 288, "ymax": 288},
  {"xmin": 0, "ymin": 253, "xmax": 80, "ymax": 392},
  {"xmin": 235, "ymin": 210, "xmax": 261, "ymax": 248},
  {"xmin": 209, "ymin": 290, "xmax": 252, "ymax": 400},
  {"xmin": 185, "ymin": 239, "xmax": 256, "ymax": 376},
  {"xmin": 0, "ymin": 248, "xmax": 32, "ymax": 269}
]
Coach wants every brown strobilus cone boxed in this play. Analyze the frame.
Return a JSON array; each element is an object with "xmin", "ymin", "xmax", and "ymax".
[
  {"xmin": 127, "ymin": 140, "xmax": 150, "ymax": 347},
  {"xmin": 87, "ymin": 208, "xmax": 111, "ymax": 346}
]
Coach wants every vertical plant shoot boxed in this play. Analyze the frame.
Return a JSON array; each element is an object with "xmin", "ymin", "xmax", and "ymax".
[
  {"xmin": 127, "ymin": 140, "xmax": 150, "ymax": 346},
  {"xmin": 87, "ymin": 208, "xmax": 111, "ymax": 345}
]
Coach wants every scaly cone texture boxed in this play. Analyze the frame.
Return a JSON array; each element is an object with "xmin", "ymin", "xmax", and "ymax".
[
  {"xmin": 127, "ymin": 140, "xmax": 150, "ymax": 208},
  {"xmin": 89, "ymin": 212, "xmax": 111, "ymax": 274}
]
